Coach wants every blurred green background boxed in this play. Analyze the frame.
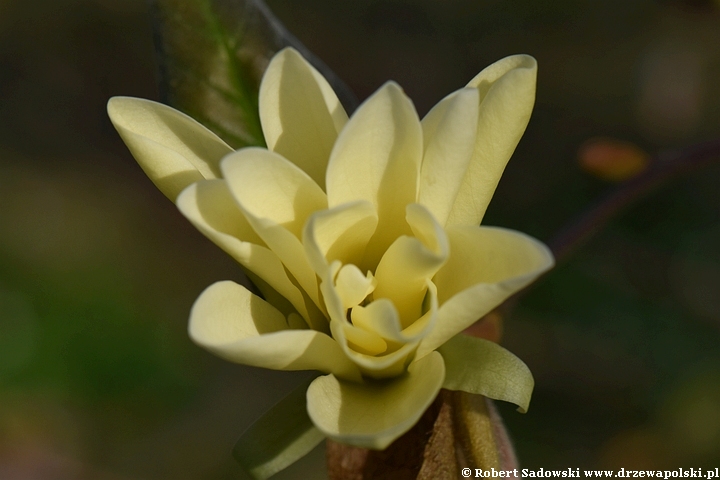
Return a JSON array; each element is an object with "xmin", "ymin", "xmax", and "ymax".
[{"xmin": 1, "ymin": 0, "xmax": 720, "ymax": 478}]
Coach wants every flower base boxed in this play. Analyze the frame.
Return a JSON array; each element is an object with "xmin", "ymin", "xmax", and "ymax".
[{"xmin": 327, "ymin": 390, "xmax": 519, "ymax": 479}]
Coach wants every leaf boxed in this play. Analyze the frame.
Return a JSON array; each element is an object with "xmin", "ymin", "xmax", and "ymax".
[
  {"xmin": 439, "ymin": 334, "xmax": 534, "ymax": 413},
  {"xmin": 149, "ymin": 0, "xmax": 358, "ymax": 149},
  {"xmin": 233, "ymin": 375, "xmax": 324, "ymax": 479}
]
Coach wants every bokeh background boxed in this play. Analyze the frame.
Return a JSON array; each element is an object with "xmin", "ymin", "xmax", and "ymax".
[{"xmin": 1, "ymin": 0, "xmax": 720, "ymax": 478}]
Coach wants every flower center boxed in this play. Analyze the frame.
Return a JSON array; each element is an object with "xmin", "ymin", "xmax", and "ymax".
[{"xmin": 334, "ymin": 264, "xmax": 377, "ymax": 312}]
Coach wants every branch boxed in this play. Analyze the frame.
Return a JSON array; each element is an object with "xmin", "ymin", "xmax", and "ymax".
[{"xmin": 547, "ymin": 138, "xmax": 720, "ymax": 263}]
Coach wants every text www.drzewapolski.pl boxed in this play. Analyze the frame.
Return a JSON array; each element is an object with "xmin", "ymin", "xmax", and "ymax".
[{"xmin": 461, "ymin": 468, "xmax": 720, "ymax": 479}]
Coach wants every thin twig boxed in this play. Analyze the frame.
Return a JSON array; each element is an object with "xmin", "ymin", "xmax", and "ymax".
[
  {"xmin": 548, "ymin": 138, "xmax": 720, "ymax": 264},
  {"xmin": 492, "ymin": 138, "xmax": 720, "ymax": 318}
]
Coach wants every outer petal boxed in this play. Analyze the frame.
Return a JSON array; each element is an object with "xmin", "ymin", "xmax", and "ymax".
[
  {"xmin": 189, "ymin": 281, "xmax": 360, "ymax": 382},
  {"xmin": 259, "ymin": 47, "xmax": 348, "ymax": 189},
  {"xmin": 306, "ymin": 351, "xmax": 445, "ymax": 449},
  {"xmin": 326, "ymin": 82, "xmax": 423, "ymax": 270},
  {"xmin": 107, "ymin": 97, "xmax": 232, "ymax": 201},
  {"xmin": 221, "ymin": 148, "xmax": 327, "ymax": 238},
  {"xmin": 222, "ymin": 149, "xmax": 326, "ymax": 314},
  {"xmin": 446, "ymin": 55, "xmax": 537, "ymax": 227},
  {"xmin": 418, "ymin": 88, "xmax": 479, "ymax": 226},
  {"xmin": 177, "ymin": 180, "xmax": 322, "ymax": 327},
  {"xmin": 243, "ymin": 218, "xmax": 324, "ymax": 324},
  {"xmin": 177, "ymin": 179, "xmax": 263, "ymax": 245},
  {"xmin": 439, "ymin": 334, "xmax": 534, "ymax": 413},
  {"xmin": 417, "ymin": 226, "xmax": 553, "ymax": 358}
]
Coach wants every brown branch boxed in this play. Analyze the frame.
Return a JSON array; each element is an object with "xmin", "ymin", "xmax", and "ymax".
[
  {"xmin": 326, "ymin": 391, "xmax": 519, "ymax": 480},
  {"xmin": 548, "ymin": 138, "xmax": 720, "ymax": 263}
]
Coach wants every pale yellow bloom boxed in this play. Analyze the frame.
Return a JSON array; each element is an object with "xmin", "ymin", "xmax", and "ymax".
[{"xmin": 107, "ymin": 48, "xmax": 553, "ymax": 450}]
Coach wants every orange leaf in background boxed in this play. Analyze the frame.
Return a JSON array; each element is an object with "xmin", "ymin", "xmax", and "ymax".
[{"xmin": 579, "ymin": 137, "xmax": 650, "ymax": 182}]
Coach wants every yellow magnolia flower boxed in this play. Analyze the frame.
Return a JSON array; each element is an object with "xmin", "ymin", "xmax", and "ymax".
[{"xmin": 107, "ymin": 48, "xmax": 553, "ymax": 451}]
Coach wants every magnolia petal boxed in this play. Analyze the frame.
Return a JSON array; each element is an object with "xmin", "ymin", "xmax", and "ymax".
[
  {"xmin": 259, "ymin": 47, "xmax": 348, "ymax": 189},
  {"xmin": 330, "ymin": 320, "xmax": 418, "ymax": 379},
  {"xmin": 446, "ymin": 55, "xmax": 537, "ymax": 227},
  {"xmin": 233, "ymin": 376, "xmax": 324, "ymax": 480},
  {"xmin": 439, "ymin": 334, "xmax": 534, "ymax": 413},
  {"xmin": 302, "ymin": 201, "xmax": 378, "ymax": 276},
  {"xmin": 107, "ymin": 97, "xmax": 232, "ymax": 201},
  {"xmin": 177, "ymin": 179, "xmax": 263, "ymax": 245},
  {"xmin": 221, "ymin": 150, "xmax": 325, "ymax": 312},
  {"xmin": 339, "ymin": 322, "xmax": 388, "ymax": 356},
  {"xmin": 327, "ymin": 280, "xmax": 437, "ymax": 376},
  {"xmin": 335, "ymin": 265, "xmax": 376, "ymax": 310},
  {"xmin": 221, "ymin": 148, "xmax": 327, "ymax": 238},
  {"xmin": 400, "ymin": 279, "xmax": 438, "ymax": 341},
  {"xmin": 406, "ymin": 202, "xmax": 450, "ymax": 257},
  {"xmin": 418, "ymin": 88, "xmax": 479, "ymax": 226},
  {"xmin": 176, "ymin": 181, "xmax": 316, "ymax": 325},
  {"xmin": 351, "ymin": 299, "xmax": 401, "ymax": 339},
  {"xmin": 244, "ymin": 217, "xmax": 324, "ymax": 324},
  {"xmin": 417, "ymin": 226, "xmax": 553, "ymax": 358},
  {"xmin": 306, "ymin": 351, "xmax": 445, "ymax": 449},
  {"xmin": 373, "ymin": 236, "xmax": 432, "ymax": 328},
  {"xmin": 189, "ymin": 281, "xmax": 360, "ymax": 381},
  {"xmin": 351, "ymin": 288, "xmax": 435, "ymax": 345},
  {"xmin": 319, "ymin": 261, "xmax": 345, "ymax": 325},
  {"xmin": 248, "ymin": 272, "xmax": 297, "ymax": 320},
  {"xmin": 287, "ymin": 312, "xmax": 309, "ymax": 330},
  {"xmin": 326, "ymin": 82, "xmax": 423, "ymax": 269},
  {"xmin": 374, "ymin": 205, "xmax": 448, "ymax": 328},
  {"xmin": 434, "ymin": 226, "xmax": 554, "ymax": 303}
]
